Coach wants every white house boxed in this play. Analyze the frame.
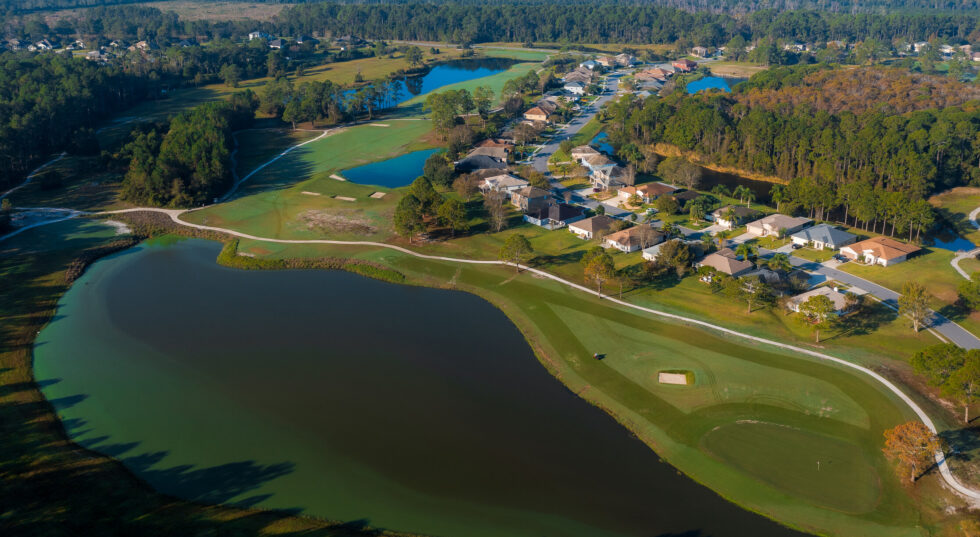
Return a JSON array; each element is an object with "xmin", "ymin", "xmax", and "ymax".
[
  {"xmin": 745, "ymin": 214, "xmax": 811, "ymax": 238},
  {"xmin": 787, "ymin": 286, "xmax": 851, "ymax": 314},
  {"xmin": 479, "ymin": 174, "xmax": 529, "ymax": 198},
  {"xmin": 579, "ymin": 60, "xmax": 598, "ymax": 70},
  {"xmin": 564, "ymin": 81, "xmax": 586, "ymax": 95},
  {"xmin": 249, "ymin": 31, "xmax": 273, "ymax": 41},
  {"xmin": 790, "ymin": 224, "xmax": 857, "ymax": 250}
]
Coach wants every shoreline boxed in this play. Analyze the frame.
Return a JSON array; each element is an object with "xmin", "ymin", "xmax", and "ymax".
[{"xmin": 37, "ymin": 214, "xmax": 947, "ymax": 536}]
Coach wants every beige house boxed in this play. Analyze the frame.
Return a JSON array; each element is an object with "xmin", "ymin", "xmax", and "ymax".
[
  {"xmin": 510, "ymin": 186, "xmax": 551, "ymax": 212},
  {"xmin": 568, "ymin": 215, "xmax": 617, "ymax": 240},
  {"xmin": 603, "ymin": 225, "xmax": 664, "ymax": 253},
  {"xmin": 840, "ymin": 236, "xmax": 921, "ymax": 266},
  {"xmin": 787, "ymin": 286, "xmax": 851, "ymax": 314},
  {"xmin": 745, "ymin": 214, "xmax": 812, "ymax": 237},
  {"xmin": 711, "ymin": 206, "xmax": 761, "ymax": 230},
  {"xmin": 696, "ymin": 248, "xmax": 754, "ymax": 276},
  {"xmin": 523, "ymin": 107, "xmax": 549, "ymax": 122},
  {"xmin": 480, "ymin": 174, "xmax": 529, "ymax": 197}
]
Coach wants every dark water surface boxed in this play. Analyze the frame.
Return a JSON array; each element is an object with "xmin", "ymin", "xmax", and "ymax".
[
  {"xmin": 35, "ymin": 239, "xmax": 809, "ymax": 537},
  {"xmin": 342, "ymin": 148, "xmax": 441, "ymax": 187}
]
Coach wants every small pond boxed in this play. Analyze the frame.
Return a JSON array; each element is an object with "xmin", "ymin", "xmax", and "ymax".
[
  {"xmin": 34, "ymin": 239, "xmax": 809, "ymax": 537},
  {"xmin": 348, "ymin": 57, "xmax": 520, "ymax": 107},
  {"xmin": 341, "ymin": 148, "xmax": 441, "ymax": 188},
  {"xmin": 686, "ymin": 76, "xmax": 747, "ymax": 94},
  {"xmin": 930, "ymin": 227, "xmax": 976, "ymax": 252}
]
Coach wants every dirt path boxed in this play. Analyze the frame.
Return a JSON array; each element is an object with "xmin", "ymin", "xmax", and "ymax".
[{"xmin": 0, "ymin": 152, "xmax": 66, "ymax": 201}]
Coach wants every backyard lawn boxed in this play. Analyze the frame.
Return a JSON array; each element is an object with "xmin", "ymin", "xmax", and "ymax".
[{"xmin": 930, "ymin": 187, "xmax": 980, "ymax": 244}]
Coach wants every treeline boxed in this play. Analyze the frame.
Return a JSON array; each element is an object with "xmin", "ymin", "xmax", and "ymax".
[
  {"xmin": 274, "ymin": 3, "xmax": 980, "ymax": 46},
  {"xmin": 0, "ymin": 52, "xmax": 152, "ymax": 190},
  {"xmin": 120, "ymin": 93, "xmax": 257, "ymax": 207}
]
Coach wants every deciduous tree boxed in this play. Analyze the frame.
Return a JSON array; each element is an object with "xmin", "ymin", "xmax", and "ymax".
[
  {"xmin": 882, "ymin": 421, "xmax": 942, "ymax": 483},
  {"xmin": 499, "ymin": 233, "xmax": 533, "ymax": 272}
]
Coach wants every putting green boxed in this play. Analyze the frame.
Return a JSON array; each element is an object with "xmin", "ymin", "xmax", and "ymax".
[{"xmin": 702, "ymin": 422, "xmax": 880, "ymax": 513}]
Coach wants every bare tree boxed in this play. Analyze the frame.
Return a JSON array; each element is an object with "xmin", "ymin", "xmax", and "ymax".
[
  {"xmin": 622, "ymin": 163, "xmax": 636, "ymax": 187},
  {"xmin": 483, "ymin": 190, "xmax": 508, "ymax": 232}
]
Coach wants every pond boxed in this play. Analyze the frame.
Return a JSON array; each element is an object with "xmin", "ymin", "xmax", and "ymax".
[
  {"xmin": 686, "ymin": 76, "xmax": 746, "ymax": 94},
  {"xmin": 930, "ymin": 227, "xmax": 976, "ymax": 252},
  {"xmin": 350, "ymin": 57, "xmax": 520, "ymax": 107},
  {"xmin": 341, "ymin": 148, "xmax": 441, "ymax": 188},
  {"xmin": 34, "ymin": 239, "xmax": 809, "ymax": 537}
]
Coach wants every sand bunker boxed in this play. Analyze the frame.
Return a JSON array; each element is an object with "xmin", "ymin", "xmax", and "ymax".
[
  {"xmin": 330, "ymin": 174, "xmax": 346, "ymax": 181},
  {"xmin": 370, "ymin": 192, "xmax": 387, "ymax": 199}
]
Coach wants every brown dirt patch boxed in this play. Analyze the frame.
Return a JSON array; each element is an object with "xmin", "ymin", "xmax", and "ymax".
[{"xmin": 298, "ymin": 209, "xmax": 378, "ymax": 235}]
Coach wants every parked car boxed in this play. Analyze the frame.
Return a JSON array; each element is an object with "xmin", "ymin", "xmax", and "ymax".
[{"xmin": 791, "ymin": 243, "xmax": 802, "ymax": 249}]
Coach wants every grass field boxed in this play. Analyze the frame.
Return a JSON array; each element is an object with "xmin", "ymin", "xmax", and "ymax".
[
  {"xmin": 45, "ymin": 1, "xmax": 286, "ymax": 23},
  {"xmin": 4, "ymin": 155, "xmax": 131, "ymax": 212},
  {"xmin": 708, "ymin": 61, "xmax": 771, "ymax": 78},
  {"xmin": 233, "ymin": 128, "xmax": 322, "ymax": 180},
  {"xmin": 930, "ymin": 187, "xmax": 980, "ymax": 245}
]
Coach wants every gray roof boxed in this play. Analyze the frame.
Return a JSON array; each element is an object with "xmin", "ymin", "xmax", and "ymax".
[
  {"xmin": 455, "ymin": 155, "xmax": 507, "ymax": 172},
  {"xmin": 791, "ymin": 224, "xmax": 856, "ymax": 246}
]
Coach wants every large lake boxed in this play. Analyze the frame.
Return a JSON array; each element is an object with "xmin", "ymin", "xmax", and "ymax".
[
  {"xmin": 35, "ymin": 239, "xmax": 808, "ymax": 537},
  {"xmin": 353, "ymin": 57, "xmax": 519, "ymax": 107}
]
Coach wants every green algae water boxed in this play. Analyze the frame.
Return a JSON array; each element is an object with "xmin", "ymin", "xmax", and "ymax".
[{"xmin": 35, "ymin": 239, "xmax": 808, "ymax": 537}]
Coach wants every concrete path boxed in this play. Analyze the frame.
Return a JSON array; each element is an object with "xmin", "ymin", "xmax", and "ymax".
[
  {"xmin": 0, "ymin": 152, "xmax": 67, "ymax": 202},
  {"xmin": 951, "ymin": 207, "xmax": 980, "ymax": 280}
]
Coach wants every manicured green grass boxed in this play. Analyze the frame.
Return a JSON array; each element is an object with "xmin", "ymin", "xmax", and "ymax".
[
  {"xmin": 569, "ymin": 117, "xmax": 602, "ymax": 146},
  {"xmin": 233, "ymin": 128, "xmax": 322, "ymax": 180},
  {"xmin": 929, "ymin": 187, "xmax": 980, "ymax": 245},
  {"xmin": 479, "ymin": 48, "xmax": 552, "ymax": 61},
  {"xmin": 792, "ymin": 246, "xmax": 835, "ymax": 263}
]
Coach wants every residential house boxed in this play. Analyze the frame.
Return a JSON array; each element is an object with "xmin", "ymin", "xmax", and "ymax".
[
  {"xmin": 524, "ymin": 202, "xmax": 585, "ymax": 230},
  {"xmin": 563, "ymin": 71, "xmax": 592, "ymax": 84},
  {"xmin": 783, "ymin": 42, "xmax": 809, "ymax": 52},
  {"xmin": 511, "ymin": 186, "xmax": 552, "ymax": 213},
  {"xmin": 455, "ymin": 154, "xmax": 507, "ymax": 173},
  {"xmin": 913, "ymin": 41, "xmax": 929, "ymax": 53},
  {"xmin": 130, "ymin": 40, "xmax": 159, "ymax": 52},
  {"xmin": 691, "ymin": 46, "xmax": 709, "ymax": 58},
  {"xmin": 249, "ymin": 31, "xmax": 273, "ymax": 41},
  {"xmin": 467, "ymin": 146, "xmax": 509, "ymax": 161},
  {"xmin": 642, "ymin": 238, "xmax": 704, "ymax": 262},
  {"xmin": 840, "ymin": 236, "xmax": 921, "ymax": 266},
  {"xmin": 177, "ymin": 39, "xmax": 197, "ymax": 48},
  {"xmin": 711, "ymin": 206, "xmax": 762, "ymax": 229},
  {"xmin": 791, "ymin": 224, "xmax": 857, "ymax": 250},
  {"xmin": 569, "ymin": 215, "xmax": 617, "ymax": 240},
  {"xmin": 475, "ymin": 138, "xmax": 514, "ymax": 153},
  {"xmin": 603, "ymin": 225, "xmax": 664, "ymax": 253},
  {"xmin": 571, "ymin": 145, "xmax": 601, "ymax": 162},
  {"xmin": 564, "ymin": 81, "xmax": 586, "ymax": 95},
  {"xmin": 583, "ymin": 154, "xmax": 625, "ymax": 190},
  {"xmin": 85, "ymin": 50, "xmax": 106, "ymax": 62},
  {"xmin": 635, "ymin": 69, "xmax": 667, "ymax": 82},
  {"xmin": 615, "ymin": 53, "xmax": 637, "ymax": 67},
  {"xmin": 696, "ymin": 248, "xmax": 754, "ymax": 277},
  {"xmin": 672, "ymin": 190, "xmax": 701, "ymax": 207},
  {"xmin": 745, "ymin": 214, "xmax": 812, "ymax": 238},
  {"xmin": 6, "ymin": 39, "xmax": 27, "ymax": 50},
  {"xmin": 633, "ymin": 182, "xmax": 677, "ymax": 202},
  {"xmin": 973, "ymin": 52, "xmax": 980, "ymax": 62},
  {"xmin": 596, "ymin": 56, "xmax": 616, "ymax": 68},
  {"xmin": 523, "ymin": 106, "xmax": 549, "ymax": 123},
  {"xmin": 269, "ymin": 38, "xmax": 286, "ymax": 49},
  {"xmin": 580, "ymin": 60, "xmax": 598, "ymax": 70},
  {"xmin": 672, "ymin": 59, "xmax": 697, "ymax": 72},
  {"xmin": 647, "ymin": 67, "xmax": 673, "ymax": 79},
  {"xmin": 29, "ymin": 39, "xmax": 53, "ymax": 51},
  {"xmin": 787, "ymin": 286, "xmax": 851, "ymax": 314},
  {"xmin": 296, "ymin": 35, "xmax": 319, "ymax": 45},
  {"xmin": 479, "ymin": 174, "xmax": 528, "ymax": 197}
]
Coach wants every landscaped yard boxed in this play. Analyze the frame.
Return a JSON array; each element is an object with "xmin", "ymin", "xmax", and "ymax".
[
  {"xmin": 929, "ymin": 186, "xmax": 980, "ymax": 244},
  {"xmin": 791, "ymin": 246, "xmax": 835, "ymax": 263}
]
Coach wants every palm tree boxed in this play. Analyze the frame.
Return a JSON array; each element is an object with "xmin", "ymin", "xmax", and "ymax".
[
  {"xmin": 733, "ymin": 185, "xmax": 751, "ymax": 205},
  {"xmin": 743, "ymin": 190, "xmax": 756, "ymax": 208},
  {"xmin": 735, "ymin": 242, "xmax": 758, "ymax": 261},
  {"xmin": 770, "ymin": 184, "xmax": 786, "ymax": 212},
  {"xmin": 715, "ymin": 229, "xmax": 730, "ymax": 250},
  {"xmin": 767, "ymin": 253, "xmax": 792, "ymax": 273},
  {"xmin": 724, "ymin": 206, "xmax": 737, "ymax": 229},
  {"xmin": 662, "ymin": 221, "xmax": 680, "ymax": 238}
]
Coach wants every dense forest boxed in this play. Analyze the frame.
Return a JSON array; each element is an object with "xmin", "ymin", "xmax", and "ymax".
[
  {"xmin": 273, "ymin": 3, "xmax": 980, "ymax": 46},
  {"xmin": 5, "ymin": 1, "xmax": 980, "ymax": 47},
  {"xmin": 734, "ymin": 65, "xmax": 980, "ymax": 115},
  {"xmin": 603, "ymin": 66, "xmax": 980, "ymax": 236},
  {"xmin": 120, "ymin": 93, "xmax": 257, "ymax": 207},
  {"xmin": 0, "ymin": 53, "xmax": 154, "ymax": 190}
]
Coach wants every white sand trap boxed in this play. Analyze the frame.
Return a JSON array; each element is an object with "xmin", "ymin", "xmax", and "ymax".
[
  {"xmin": 330, "ymin": 174, "xmax": 347, "ymax": 181},
  {"xmin": 370, "ymin": 123, "xmax": 390, "ymax": 127},
  {"xmin": 301, "ymin": 191, "xmax": 321, "ymax": 196},
  {"xmin": 658, "ymin": 372, "xmax": 691, "ymax": 385},
  {"xmin": 370, "ymin": 192, "xmax": 387, "ymax": 199},
  {"xmin": 334, "ymin": 196, "xmax": 357, "ymax": 202}
]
